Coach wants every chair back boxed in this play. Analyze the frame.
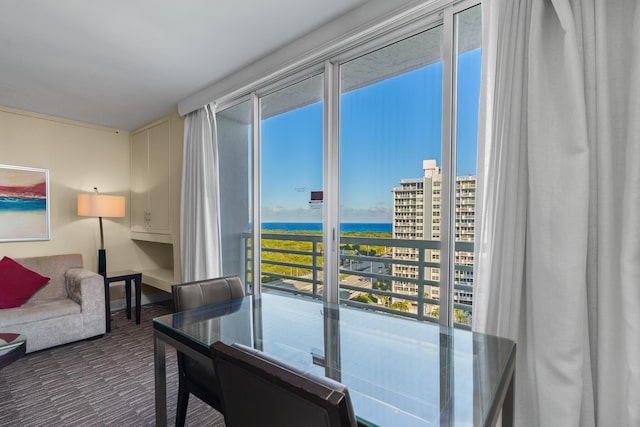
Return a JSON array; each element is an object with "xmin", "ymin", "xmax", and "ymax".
[
  {"xmin": 172, "ymin": 275, "xmax": 245, "ymax": 312},
  {"xmin": 211, "ymin": 341, "xmax": 357, "ymax": 427},
  {"xmin": 171, "ymin": 275, "xmax": 246, "ymax": 420}
]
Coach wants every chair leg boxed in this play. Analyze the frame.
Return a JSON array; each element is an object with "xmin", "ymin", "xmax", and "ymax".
[{"xmin": 175, "ymin": 379, "xmax": 189, "ymax": 427}]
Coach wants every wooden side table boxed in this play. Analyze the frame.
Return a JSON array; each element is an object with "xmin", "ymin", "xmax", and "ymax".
[
  {"xmin": 0, "ymin": 333, "xmax": 26, "ymax": 369},
  {"xmin": 103, "ymin": 270, "xmax": 142, "ymax": 333}
]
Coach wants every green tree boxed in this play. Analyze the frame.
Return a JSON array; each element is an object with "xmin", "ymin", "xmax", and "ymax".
[
  {"xmin": 373, "ymin": 279, "xmax": 391, "ymax": 291},
  {"xmin": 389, "ymin": 301, "xmax": 409, "ymax": 312},
  {"xmin": 353, "ymin": 293, "xmax": 378, "ymax": 304},
  {"xmin": 454, "ymin": 308, "xmax": 471, "ymax": 324}
]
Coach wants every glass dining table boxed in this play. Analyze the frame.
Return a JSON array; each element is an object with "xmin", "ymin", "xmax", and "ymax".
[{"xmin": 153, "ymin": 291, "xmax": 515, "ymax": 427}]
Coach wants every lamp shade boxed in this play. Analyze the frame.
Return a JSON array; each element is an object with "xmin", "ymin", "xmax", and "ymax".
[{"xmin": 77, "ymin": 194, "xmax": 126, "ymax": 218}]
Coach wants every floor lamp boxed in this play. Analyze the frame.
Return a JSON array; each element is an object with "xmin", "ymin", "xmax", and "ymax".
[{"xmin": 77, "ymin": 188, "xmax": 126, "ymax": 276}]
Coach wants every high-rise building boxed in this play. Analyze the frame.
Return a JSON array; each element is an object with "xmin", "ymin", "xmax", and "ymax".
[{"xmin": 391, "ymin": 160, "xmax": 475, "ymax": 318}]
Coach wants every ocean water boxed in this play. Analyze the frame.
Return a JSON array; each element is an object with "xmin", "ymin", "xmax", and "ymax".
[
  {"xmin": 261, "ymin": 222, "xmax": 392, "ymax": 233},
  {"xmin": 0, "ymin": 196, "xmax": 46, "ymax": 212}
]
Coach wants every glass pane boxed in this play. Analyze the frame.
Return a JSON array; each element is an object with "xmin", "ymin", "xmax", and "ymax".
[
  {"xmin": 217, "ymin": 100, "xmax": 253, "ymax": 287},
  {"xmin": 339, "ymin": 26, "xmax": 444, "ymax": 320},
  {"xmin": 453, "ymin": 4, "xmax": 481, "ymax": 327},
  {"xmin": 259, "ymin": 74, "xmax": 324, "ymax": 297}
]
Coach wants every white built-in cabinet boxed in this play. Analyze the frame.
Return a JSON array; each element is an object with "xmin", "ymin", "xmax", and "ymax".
[
  {"xmin": 130, "ymin": 113, "xmax": 183, "ymax": 293},
  {"xmin": 131, "ymin": 119, "xmax": 171, "ymax": 241}
]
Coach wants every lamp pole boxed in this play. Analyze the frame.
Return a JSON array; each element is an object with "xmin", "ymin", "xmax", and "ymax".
[{"xmin": 94, "ymin": 187, "xmax": 107, "ymax": 276}]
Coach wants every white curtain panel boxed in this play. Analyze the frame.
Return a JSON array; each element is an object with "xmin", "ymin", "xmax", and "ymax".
[
  {"xmin": 180, "ymin": 103, "xmax": 223, "ymax": 283},
  {"xmin": 474, "ymin": 0, "xmax": 640, "ymax": 426}
]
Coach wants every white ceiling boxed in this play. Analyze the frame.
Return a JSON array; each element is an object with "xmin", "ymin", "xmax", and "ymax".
[{"xmin": 0, "ymin": 0, "xmax": 369, "ymax": 131}]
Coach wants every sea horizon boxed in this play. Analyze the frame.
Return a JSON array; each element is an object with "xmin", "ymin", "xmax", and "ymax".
[
  {"xmin": 261, "ymin": 222, "xmax": 392, "ymax": 233},
  {"xmin": 0, "ymin": 195, "xmax": 47, "ymax": 212}
]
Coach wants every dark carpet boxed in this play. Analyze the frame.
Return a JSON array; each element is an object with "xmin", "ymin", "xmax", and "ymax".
[{"xmin": 0, "ymin": 302, "xmax": 226, "ymax": 426}]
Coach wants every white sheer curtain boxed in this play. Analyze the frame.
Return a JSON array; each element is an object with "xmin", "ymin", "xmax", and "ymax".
[
  {"xmin": 474, "ymin": 0, "xmax": 640, "ymax": 426},
  {"xmin": 180, "ymin": 103, "xmax": 222, "ymax": 282}
]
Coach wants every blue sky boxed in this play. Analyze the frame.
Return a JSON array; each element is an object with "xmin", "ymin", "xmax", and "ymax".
[{"xmin": 261, "ymin": 48, "xmax": 481, "ymax": 223}]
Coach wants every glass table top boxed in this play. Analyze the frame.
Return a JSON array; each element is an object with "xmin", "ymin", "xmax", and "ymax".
[
  {"xmin": 154, "ymin": 291, "xmax": 515, "ymax": 427},
  {"xmin": 0, "ymin": 333, "xmax": 27, "ymax": 368},
  {"xmin": 0, "ymin": 333, "xmax": 26, "ymax": 352}
]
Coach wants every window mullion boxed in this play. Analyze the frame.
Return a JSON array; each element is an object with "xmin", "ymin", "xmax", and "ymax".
[
  {"xmin": 324, "ymin": 60, "xmax": 340, "ymax": 304},
  {"xmin": 439, "ymin": 5, "xmax": 456, "ymax": 327},
  {"xmin": 251, "ymin": 92, "xmax": 262, "ymax": 295}
]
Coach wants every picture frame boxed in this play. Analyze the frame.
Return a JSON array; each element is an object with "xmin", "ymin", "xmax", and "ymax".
[{"xmin": 0, "ymin": 164, "xmax": 50, "ymax": 242}]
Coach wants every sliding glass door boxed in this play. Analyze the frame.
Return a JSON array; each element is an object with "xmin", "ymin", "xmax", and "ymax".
[
  {"xmin": 338, "ymin": 26, "xmax": 445, "ymax": 321},
  {"xmin": 259, "ymin": 74, "xmax": 325, "ymax": 297}
]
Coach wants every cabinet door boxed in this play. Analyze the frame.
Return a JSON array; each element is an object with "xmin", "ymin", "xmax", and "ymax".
[
  {"xmin": 147, "ymin": 120, "xmax": 171, "ymax": 234},
  {"xmin": 130, "ymin": 129, "xmax": 149, "ymax": 232}
]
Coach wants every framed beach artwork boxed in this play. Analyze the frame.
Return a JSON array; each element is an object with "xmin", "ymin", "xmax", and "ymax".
[{"xmin": 0, "ymin": 164, "xmax": 50, "ymax": 242}]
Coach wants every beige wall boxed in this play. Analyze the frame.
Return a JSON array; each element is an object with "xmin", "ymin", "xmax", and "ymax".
[{"xmin": 0, "ymin": 106, "xmax": 171, "ymax": 303}]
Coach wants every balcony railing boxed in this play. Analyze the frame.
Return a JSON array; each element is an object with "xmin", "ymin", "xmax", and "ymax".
[{"xmin": 241, "ymin": 232, "xmax": 474, "ymax": 329}]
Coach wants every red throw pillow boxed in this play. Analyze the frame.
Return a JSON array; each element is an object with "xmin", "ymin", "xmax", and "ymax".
[{"xmin": 0, "ymin": 256, "xmax": 50, "ymax": 308}]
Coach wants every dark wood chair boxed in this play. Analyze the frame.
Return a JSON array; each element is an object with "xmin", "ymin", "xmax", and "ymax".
[
  {"xmin": 171, "ymin": 275, "xmax": 245, "ymax": 427},
  {"xmin": 211, "ymin": 341, "xmax": 358, "ymax": 427}
]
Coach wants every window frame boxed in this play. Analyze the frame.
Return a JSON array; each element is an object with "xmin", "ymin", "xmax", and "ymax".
[{"xmin": 216, "ymin": 0, "xmax": 481, "ymax": 327}]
